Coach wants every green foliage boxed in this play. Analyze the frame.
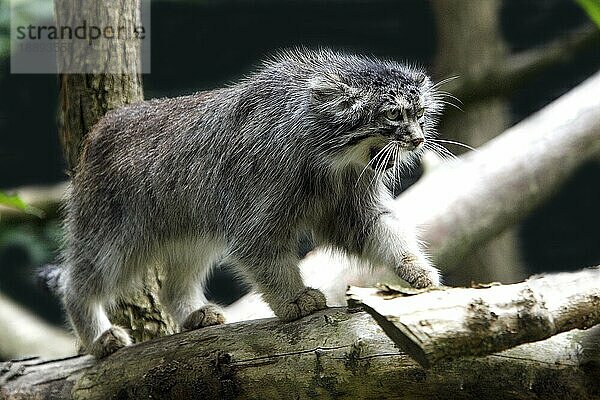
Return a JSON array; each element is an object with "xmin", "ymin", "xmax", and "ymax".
[
  {"xmin": 576, "ymin": 0, "xmax": 600, "ymax": 27},
  {"xmin": 0, "ymin": 191, "xmax": 43, "ymax": 218},
  {"xmin": 0, "ymin": 191, "xmax": 28, "ymax": 210}
]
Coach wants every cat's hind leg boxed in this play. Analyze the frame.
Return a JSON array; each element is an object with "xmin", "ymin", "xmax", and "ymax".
[
  {"xmin": 63, "ymin": 258, "xmax": 132, "ymax": 358},
  {"xmin": 159, "ymin": 239, "xmax": 226, "ymax": 331}
]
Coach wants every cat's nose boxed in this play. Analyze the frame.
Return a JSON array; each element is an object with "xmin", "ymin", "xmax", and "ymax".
[{"xmin": 404, "ymin": 122, "xmax": 425, "ymax": 149}]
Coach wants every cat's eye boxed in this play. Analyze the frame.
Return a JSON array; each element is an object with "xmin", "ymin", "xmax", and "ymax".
[
  {"xmin": 384, "ymin": 109, "xmax": 402, "ymax": 122},
  {"xmin": 416, "ymin": 108, "xmax": 425, "ymax": 118}
]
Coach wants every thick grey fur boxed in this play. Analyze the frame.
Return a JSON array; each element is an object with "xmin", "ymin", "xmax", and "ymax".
[{"xmin": 60, "ymin": 48, "xmax": 443, "ymax": 357}]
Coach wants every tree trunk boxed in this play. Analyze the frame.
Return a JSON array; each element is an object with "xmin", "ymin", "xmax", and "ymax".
[
  {"xmin": 53, "ymin": 0, "xmax": 176, "ymax": 343},
  {"xmin": 54, "ymin": 0, "xmax": 144, "ymax": 173},
  {"xmin": 431, "ymin": 0, "xmax": 525, "ymax": 284}
]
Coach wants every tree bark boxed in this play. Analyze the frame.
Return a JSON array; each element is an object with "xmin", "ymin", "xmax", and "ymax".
[
  {"xmin": 54, "ymin": 0, "xmax": 144, "ymax": 172},
  {"xmin": 53, "ymin": 0, "xmax": 176, "ymax": 343},
  {"xmin": 1, "ymin": 307, "xmax": 598, "ymax": 400},
  {"xmin": 348, "ymin": 267, "xmax": 600, "ymax": 368}
]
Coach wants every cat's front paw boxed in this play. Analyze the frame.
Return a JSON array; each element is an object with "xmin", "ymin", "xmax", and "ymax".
[
  {"xmin": 411, "ymin": 269, "xmax": 441, "ymax": 288},
  {"xmin": 274, "ymin": 287, "xmax": 327, "ymax": 321},
  {"xmin": 89, "ymin": 325, "xmax": 132, "ymax": 358},
  {"xmin": 182, "ymin": 304, "xmax": 226, "ymax": 331},
  {"xmin": 401, "ymin": 255, "xmax": 441, "ymax": 288}
]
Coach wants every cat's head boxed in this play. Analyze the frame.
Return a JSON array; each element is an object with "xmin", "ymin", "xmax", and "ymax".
[{"xmin": 306, "ymin": 50, "xmax": 443, "ymax": 174}]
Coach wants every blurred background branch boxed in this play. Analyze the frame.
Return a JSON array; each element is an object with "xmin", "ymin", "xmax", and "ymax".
[
  {"xmin": 0, "ymin": 292, "xmax": 75, "ymax": 359},
  {"xmin": 0, "ymin": 183, "xmax": 66, "ymax": 224},
  {"xmin": 442, "ymin": 23, "xmax": 600, "ymax": 104}
]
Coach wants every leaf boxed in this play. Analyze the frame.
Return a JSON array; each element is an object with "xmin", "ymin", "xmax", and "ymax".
[
  {"xmin": 576, "ymin": 0, "xmax": 600, "ymax": 28},
  {"xmin": 0, "ymin": 191, "xmax": 28, "ymax": 209},
  {"xmin": 0, "ymin": 191, "xmax": 44, "ymax": 217}
]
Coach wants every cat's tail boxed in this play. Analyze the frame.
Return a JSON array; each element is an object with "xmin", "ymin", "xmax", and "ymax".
[{"xmin": 37, "ymin": 263, "xmax": 65, "ymax": 297}]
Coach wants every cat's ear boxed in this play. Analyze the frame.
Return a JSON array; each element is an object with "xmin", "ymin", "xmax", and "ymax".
[{"xmin": 309, "ymin": 73, "xmax": 362, "ymax": 112}]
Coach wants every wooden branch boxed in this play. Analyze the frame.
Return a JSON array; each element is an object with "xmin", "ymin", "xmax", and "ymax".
[
  {"xmin": 0, "ymin": 293, "xmax": 75, "ymax": 359},
  {"xmin": 1, "ymin": 307, "xmax": 599, "ymax": 400},
  {"xmin": 396, "ymin": 70, "xmax": 600, "ymax": 269},
  {"xmin": 441, "ymin": 24, "xmax": 600, "ymax": 103},
  {"xmin": 347, "ymin": 267, "xmax": 600, "ymax": 369}
]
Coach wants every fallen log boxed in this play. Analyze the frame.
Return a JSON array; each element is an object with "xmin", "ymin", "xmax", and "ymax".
[
  {"xmin": 1, "ymin": 306, "xmax": 598, "ymax": 400},
  {"xmin": 347, "ymin": 267, "xmax": 600, "ymax": 369}
]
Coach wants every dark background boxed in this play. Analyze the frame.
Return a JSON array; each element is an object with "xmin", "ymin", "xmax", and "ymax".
[{"xmin": 0, "ymin": 0, "xmax": 598, "ymax": 327}]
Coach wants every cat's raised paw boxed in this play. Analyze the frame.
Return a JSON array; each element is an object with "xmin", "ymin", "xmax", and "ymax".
[{"xmin": 400, "ymin": 255, "xmax": 441, "ymax": 289}]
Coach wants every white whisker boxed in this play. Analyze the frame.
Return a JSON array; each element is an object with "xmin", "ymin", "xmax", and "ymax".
[
  {"xmin": 425, "ymin": 142, "xmax": 457, "ymax": 161},
  {"xmin": 392, "ymin": 145, "xmax": 402, "ymax": 194},
  {"xmin": 435, "ymin": 99, "xmax": 463, "ymax": 112},
  {"xmin": 372, "ymin": 144, "xmax": 393, "ymax": 187},
  {"xmin": 431, "ymin": 75, "xmax": 459, "ymax": 90},
  {"xmin": 430, "ymin": 138, "xmax": 477, "ymax": 152},
  {"xmin": 356, "ymin": 142, "xmax": 393, "ymax": 187},
  {"xmin": 436, "ymin": 90, "xmax": 463, "ymax": 105},
  {"xmin": 381, "ymin": 146, "xmax": 394, "ymax": 185}
]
